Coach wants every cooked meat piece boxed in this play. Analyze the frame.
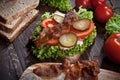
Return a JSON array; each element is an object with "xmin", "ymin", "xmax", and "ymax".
[
  {"xmin": 33, "ymin": 64, "xmax": 62, "ymax": 77},
  {"xmin": 33, "ymin": 59, "xmax": 99, "ymax": 80},
  {"xmin": 35, "ymin": 27, "xmax": 52, "ymax": 48},
  {"xmin": 63, "ymin": 10, "xmax": 79, "ymax": 26},
  {"xmin": 81, "ymin": 60, "xmax": 100, "ymax": 77},
  {"xmin": 65, "ymin": 61, "xmax": 83, "ymax": 80},
  {"xmin": 63, "ymin": 59, "xmax": 99, "ymax": 80}
]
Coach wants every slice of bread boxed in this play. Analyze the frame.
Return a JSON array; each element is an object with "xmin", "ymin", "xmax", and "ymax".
[
  {"xmin": 0, "ymin": 9, "xmax": 39, "ymax": 42},
  {"xmin": 0, "ymin": 0, "xmax": 39, "ymax": 23},
  {"xmin": 0, "ymin": 16, "xmax": 24, "ymax": 32}
]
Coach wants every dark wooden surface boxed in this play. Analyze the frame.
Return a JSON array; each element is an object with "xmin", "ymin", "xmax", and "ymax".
[{"xmin": 0, "ymin": 0, "xmax": 120, "ymax": 80}]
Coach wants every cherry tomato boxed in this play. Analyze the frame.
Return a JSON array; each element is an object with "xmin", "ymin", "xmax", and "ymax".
[
  {"xmin": 70, "ymin": 21, "xmax": 94, "ymax": 39},
  {"xmin": 40, "ymin": 18, "xmax": 57, "ymax": 28},
  {"xmin": 75, "ymin": 0, "xmax": 90, "ymax": 8},
  {"xmin": 94, "ymin": 4, "xmax": 113, "ymax": 23},
  {"xmin": 91, "ymin": 0, "xmax": 106, "ymax": 9},
  {"xmin": 104, "ymin": 33, "xmax": 120, "ymax": 64}
]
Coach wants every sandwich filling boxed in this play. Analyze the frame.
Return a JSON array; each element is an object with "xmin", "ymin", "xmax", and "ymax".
[{"xmin": 31, "ymin": 7, "xmax": 96, "ymax": 60}]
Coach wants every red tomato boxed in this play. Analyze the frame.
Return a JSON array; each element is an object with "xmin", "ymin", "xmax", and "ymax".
[
  {"xmin": 40, "ymin": 18, "xmax": 57, "ymax": 28},
  {"xmin": 103, "ymin": 33, "xmax": 120, "ymax": 64},
  {"xmin": 70, "ymin": 21, "xmax": 94, "ymax": 39},
  {"xmin": 75, "ymin": 0, "xmax": 90, "ymax": 8},
  {"xmin": 94, "ymin": 4, "xmax": 113, "ymax": 23},
  {"xmin": 91, "ymin": 0, "xmax": 106, "ymax": 9}
]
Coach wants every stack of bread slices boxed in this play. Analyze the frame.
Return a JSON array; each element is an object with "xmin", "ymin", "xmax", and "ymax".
[{"xmin": 0, "ymin": 0, "xmax": 39, "ymax": 42}]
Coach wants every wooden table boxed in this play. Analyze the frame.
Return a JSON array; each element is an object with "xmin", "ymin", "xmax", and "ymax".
[{"xmin": 0, "ymin": 0, "xmax": 120, "ymax": 80}]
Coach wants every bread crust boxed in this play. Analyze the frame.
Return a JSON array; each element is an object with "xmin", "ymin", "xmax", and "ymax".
[
  {"xmin": 0, "ymin": 9, "xmax": 39, "ymax": 42},
  {"xmin": 0, "ymin": 0, "xmax": 39, "ymax": 23},
  {"xmin": 0, "ymin": 15, "xmax": 25, "ymax": 33}
]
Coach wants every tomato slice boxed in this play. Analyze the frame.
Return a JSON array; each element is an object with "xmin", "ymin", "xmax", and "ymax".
[
  {"xmin": 47, "ymin": 38, "xmax": 59, "ymax": 45},
  {"xmin": 40, "ymin": 18, "xmax": 57, "ymax": 28},
  {"xmin": 70, "ymin": 21, "xmax": 94, "ymax": 39}
]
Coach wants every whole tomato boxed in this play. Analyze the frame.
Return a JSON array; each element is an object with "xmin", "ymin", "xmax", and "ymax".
[
  {"xmin": 103, "ymin": 33, "xmax": 120, "ymax": 64},
  {"xmin": 75, "ymin": 0, "xmax": 90, "ymax": 8},
  {"xmin": 91, "ymin": 0, "xmax": 106, "ymax": 9},
  {"xmin": 94, "ymin": 4, "xmax": 113, "ymax": 23}
]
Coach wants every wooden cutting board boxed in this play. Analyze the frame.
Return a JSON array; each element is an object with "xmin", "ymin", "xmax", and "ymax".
[{"xmin": 99, "ymin": 69, "xmax": 120, "ymax": 80}]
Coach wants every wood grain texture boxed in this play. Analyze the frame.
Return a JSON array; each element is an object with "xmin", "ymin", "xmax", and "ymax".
[{"xmin": 0, "ymin": 0, "xmax": 120, "ymax": 80}]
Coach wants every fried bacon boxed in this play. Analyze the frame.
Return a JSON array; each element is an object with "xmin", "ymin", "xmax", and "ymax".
[{"xmin": 33, "ymin": 64, "xmax": 63, "ymax": 77}]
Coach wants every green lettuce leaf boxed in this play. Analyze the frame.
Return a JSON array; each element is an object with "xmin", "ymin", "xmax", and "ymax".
[
  {"xmin": 105, "ymin": 14, "xmax": 120, "ymax": 36},
  {"xmin": 39, "ymin": 0, "xmax": 72, "ymax": 12},
  {"xmin": 75, "ymin": 7, "xmax": 93, "ymax": 20}
]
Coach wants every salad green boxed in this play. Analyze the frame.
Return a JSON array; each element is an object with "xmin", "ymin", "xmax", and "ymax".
[
  {"xmin": 75, "ymin": 7, "xmax": 93, "ymax": 20},
  {"xmin": 105, "ymin": 14, "xmax": 120, "ymax": 36},
  {"xmin": 31, "ymin": 8, "xmax": 96, "ymax": 60},
  {"xmin": 39, "ymin": 0, "xmax": 72, "ymax": 12}
]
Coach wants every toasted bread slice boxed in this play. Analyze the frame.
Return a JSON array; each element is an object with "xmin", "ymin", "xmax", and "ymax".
[
  {"xmin": 0, "ymin": 9, "xmax": 39, "ymax": 42},
  {"xmin": 0, "ymin": 0, "xmax": 39, "ymax": 23},
  {"xmin": 0, "ymin": 15, "xmax": 24, "ymax": 32}
]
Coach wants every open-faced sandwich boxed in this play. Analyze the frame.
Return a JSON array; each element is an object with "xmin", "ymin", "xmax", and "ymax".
[
  {"xmin": 20, "ymin": 59, "xmax": 99, "ymax": 80},
  {"xmin": 30, "ymin": 7, "xmax": 96, "ymax": 61}
]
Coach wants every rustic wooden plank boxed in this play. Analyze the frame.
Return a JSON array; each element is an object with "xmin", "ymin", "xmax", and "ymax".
[
  {"xmin": 0, "ymin": 39, "xmax": 10, "ymax": 51},
  {"xmin": 109, "ymin": 0, "xmax": 120, "ymax": 14},
  {"xmin": 109, "ymin": 0, "xmax": 120, "ymax": 7},
  {"xmin": 18, "ymin": 15, "xmax": 40, "ymax": 46},
  {"xmin": 8, "ymin": 43, "xmax": 24, "ymax": 79},
  {"xmin": 91, "ymin": 23, "xmax": 106, "ymax": 65},
  {"xmin": 0, "ymin": 49, "xmax": 11, "ymax": 80},
  {"xmin": 13, "ymin": 39, "xmax": 28, "ymax": 71},
  {"xmin": 0, "ymin": 44, "xmax": 19, "ymax": 80}
]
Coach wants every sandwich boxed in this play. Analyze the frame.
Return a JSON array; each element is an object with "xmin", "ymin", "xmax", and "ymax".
[
  {"xmin": 0, "ymin": 0, "xmax": 39, "ymax": 42},
  {"xmin": 20, "ymin": 59, "xmax": 99, "ymax": 80},
  {"xmin": 30, "ymin": 7, "xmax": 96, "ymax": 61}
]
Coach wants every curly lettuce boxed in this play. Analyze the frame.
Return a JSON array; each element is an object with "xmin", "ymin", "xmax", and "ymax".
[
  {"xmin": 39, "ymin": 0, "xmax": 72, "ymax": 12},
  {"xmin": 31, "ymin": 8, "xmax": 96, "ymax": 60},
  {"xmin": 105, "ymin": 14, "xmax": 120, "ymax": 36},
  {"xmin": 75, "ymin": 7, "xmax": 93, "ymax": 20}
]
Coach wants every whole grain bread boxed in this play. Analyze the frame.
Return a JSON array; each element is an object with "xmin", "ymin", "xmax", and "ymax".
[
  {"xmin": 0, "ymin": 15, "xmax": 24, "ymax": 32},
  {"xmin": 0, "ymin": 0, "xmax": 39, "ymax": 23},
  {"xmin": 0, "ymin": 9, "xmax": 39, "ymax": 42}
]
